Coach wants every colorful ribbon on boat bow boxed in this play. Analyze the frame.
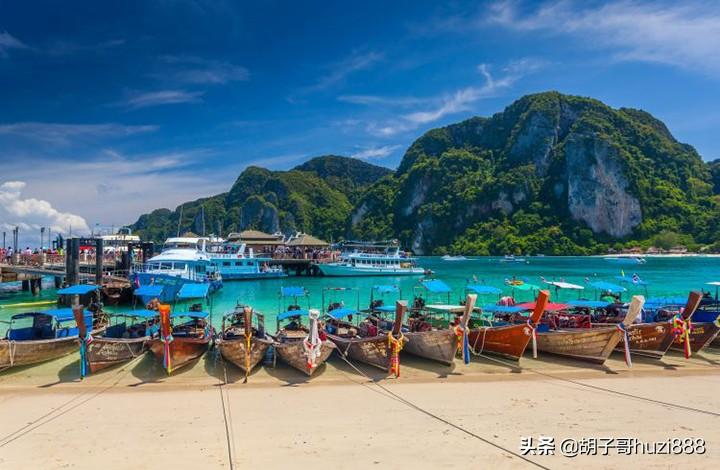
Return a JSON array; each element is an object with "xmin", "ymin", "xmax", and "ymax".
[
  {"xmin": 671, "ymin": 314, "xmax": 693, "ymax": 359},
  {"xmin": 526, "ymin": 319, "xmax": 538, "ymax": 359},
  {"xmin": 454, "ymin": 324, "xmax": 470, "ymax": 364},
  {"xmin": 387, "ymin": 331, "xmax": 404, "ymax": 378},
  {"xmin": 78, "ymin": 331, "xmax": 93, "ymax": 379},
  {"xmin": 616, "ymin": 323, "xmax": 632, "ymax": 368},
  {"xmin": 162, "ymin": 333, "xmax": 174, "ymax": 374},
  {"xmin": 302, "ymin": 309, "xmax": 323, "ymax": 371}
]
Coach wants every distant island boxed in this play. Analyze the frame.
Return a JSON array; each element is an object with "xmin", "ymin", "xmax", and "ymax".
[{"xmin": 131, "ymin": 91, "xmax": 720, "ymax": 256}]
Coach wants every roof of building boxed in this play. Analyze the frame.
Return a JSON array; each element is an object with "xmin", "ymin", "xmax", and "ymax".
[{"xmin": 286, "ymin": 233, "xmax": 328, "ymax": 247}]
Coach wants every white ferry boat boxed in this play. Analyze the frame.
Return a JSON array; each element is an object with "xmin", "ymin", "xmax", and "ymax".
[
  {"xmin": 318, "ymin": 241, "xmax": 426, "ymax": 277},
  {"xmin": 207, "ymin": 241, "xmax": 286, "ymax": 280},
  {"xmin": 132, "ymin": 237, "xmax": 222, "ymax": 303}
]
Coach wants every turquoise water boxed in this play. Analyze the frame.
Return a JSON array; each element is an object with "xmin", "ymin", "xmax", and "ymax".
[{"xmin": 2, "ymin": 256, "xmax": 719, "ymax": 332}]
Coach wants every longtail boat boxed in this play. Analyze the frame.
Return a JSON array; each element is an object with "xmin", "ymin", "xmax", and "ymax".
[
  {"xmin": 216, "ymin": 304, "xmax": 272, "ymax": 378},
  {"xmin": 148, "ymin": 305, "xmax": 212, "ymax": 374},
  {"xmin": 466, "ymin": 290, "xmax": 549, "ymax": 361},
  {"xmin": 533, "ymin": 295, "xmax": 643, "ymax": 365},
  {"xmin": 592, "ymin": 291, "xmax": 702, "ymax": 360},
  {"xmin": 399, "ymin": 280, "xmax": 473, "ymax": 365},
  {"xmin": 271, "ymin": 287, "xmax": 335, "ymax": 376},
  {"xmin": 0, "ymin": 305, "xmax": 107, "ymax": 371},
  {"xmin": 323, "ymin": 286, "xmax": 406, "ymax": 376},
  {"xmin": 76, "ymin": 309, "xmax": 158, "ymax": 376}
]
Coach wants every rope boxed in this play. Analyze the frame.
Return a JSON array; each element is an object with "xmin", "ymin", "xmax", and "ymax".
[
  {"xmin": 217, "ymin": 352, "xmax": 236, "ymax": 469},
  {"xmin": 333, "ymin": 345, "xmax": 550, "ymax": 470},
  {"xmin": 469, "ymin": 327, "xmax": 487, "ymax": 356}
]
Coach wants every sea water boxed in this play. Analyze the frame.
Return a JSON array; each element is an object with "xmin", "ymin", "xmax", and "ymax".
[{"xmin": 1, "ymin": 256, "xmax": 718, "ymax": 333}]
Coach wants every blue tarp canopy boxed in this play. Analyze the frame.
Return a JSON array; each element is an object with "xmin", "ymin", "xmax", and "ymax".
[
  {"xmin": 326, "ymin": 307, "xmax": 359, "ymax": 320},
  {"xmin": 615, "ymin": 275, "xmax": 649, "ymax": 286},
  {"xmin": 373, "ymin": 285, "xmax": 399, "ymax": 294},
  {"xmin": 12, "ymin": 308, "xmax": 91, "ymax": 322},
  {"xmin": 466, "ymin": 284, "xmax": 502, "ymax": 295},
  {"xmin": 567, "ymin": 300, "xmax": 611, "ymax": 308},
  {"xmin": 588, "ymin": 281, "xmax": 626, "ymax": 293},
  {"xmin": 171, "ymin": 311, "xmax": 210, "ymax": 319},
  {"xmin": 115, "ymin": 309, "xmax": 158, "ymax": 319},
  {"xmin": 133, "ymin": 285, "xmax": 164, "ymax": 297},
  {"xmin": 281, "ymin": 286, "xmax": 306, "ymax": 297},
  {"xmin": 480, "ymin": 305, "xmax": 524, "ymax": 313},
  {"xmin": 57, "ymin": 284, "xmax": 98, "ymax": 295},
  {"xmin": 277, "ymin": 309, "xmax": 309, "ymax": 321},
  {"xmin": 177, "ymin": 283, "xmax": 210, "ymax": 299},
  {"xmin": 644, "ymin": 296, "xmax": 687, "ymax": 307},
  {"xmin": 421, "ymin": 279, "xmax": 452, "ymax": 294}
]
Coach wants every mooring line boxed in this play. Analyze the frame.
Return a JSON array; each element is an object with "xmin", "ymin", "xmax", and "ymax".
[
  {"xmin": 476, "ymin": 352, "xmax": 720, "ymax": 418},
  {"xmin": 0, "ymin": 354, "xmax": 140, "ymax": 448},
  {"xmin": 334, "ymin": 350, "xmax": 552, "ymax": 470},
  {"xmin": 217, "ymin": 352, "xmax": 235, "ymax": 470}
]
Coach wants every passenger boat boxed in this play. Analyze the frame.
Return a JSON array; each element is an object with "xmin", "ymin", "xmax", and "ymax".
[
  {"xmin": 148, "ymin": 305, "xmax": 213, "ymax": 374},
  {"xmin": 400, "ymin": 280, "xmax": 467, "ymax": 365},
  {"xmin": 131, "ymin": 237, "xmax": 222, "ymax": 303},
  {"xmin": 208, "ymin": 240, "xmax": 286, "ymax": 280},
  {"xmin": 533, "ymin": 295, "xmax": 643, "ymax": 364},
  {"xmin": 271, "ymin": 287, "xmax": 335, "ymax": 376},
  {"xmin": 318, "ymin": 240, "xmax": 426, "ymax": 277},
  {"xmin": 216, "ymin": 304, "xmax": 273, "ymax": 377},
  {"xmin": 591, "ymin": 291, "xmax": 702, "ymax": 360},
  {"xmin": 323, "ymin": 287, "xmax": 406, "ymax": 376},
  {"xmin": 76, "ymin": 309, "xmax": 158, "ymax": 375},
  {"xmin": 466, "ymin": 290, "xmax": 550, "ymax": 361},
  {"xmin": 0, "ymin": 305, "xmax": 107, "ymax": 370}
]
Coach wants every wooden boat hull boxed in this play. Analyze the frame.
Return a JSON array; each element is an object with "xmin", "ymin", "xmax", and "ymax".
[
  {"xmin": 86, "ymin": 337, "xmax": 148, "ymax": 373},
  {"xmin": 615, "ymin": 322, "xmax": 675, "ymax": 360},
  {"xmin": 273, "ymin": 340, "xmax": 335, "ymax": 376},
  {"xmin": 217, "ymin": 335, "xmax": 273, "ymax": 373},
  {"xmin": 327, "ymin": 334, "xmax": 400, "ymax": 372},
  {"xmin": 403, "ymin": 329, "xmax": 457, "ymax": 365},
  {"xmin": 669, "ymin": 322, "xmax": 720, "ymax": 353},
  {"xmin": 536, "ymin": 327, "xmax": 622, "ymax": 364},
  {"xmin": 467, "ymin": 323, "xmax": 534, "ymax": 361},
  {"xmin": 0, "ymin": 325, "xmax": 107, "ymax": 370},
  {"xmin": 148, "ymin": 337, "xmax": 210, "ymax": 373}
]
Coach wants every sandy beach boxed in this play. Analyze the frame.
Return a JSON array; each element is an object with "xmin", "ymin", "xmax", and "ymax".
[{"xmin": 0, "ymin": 347, "xmax": 718, "ymax": 469}]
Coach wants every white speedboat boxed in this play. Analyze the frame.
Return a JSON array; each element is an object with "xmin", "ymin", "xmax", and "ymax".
[
  {"xmin": 442, "ymin": 255, "xmax": 467, "ymax": 261},
  {"xmin": 132, "ymin": 237, "xmax": 222, "ymax": 303},
  {"xmin": 318, "ymin": 241, "xmax": 426, "ymax": 277},
  {"xmin": 603, "ymin": 256, "xmax": 647, "ymax": 265},
  {"xmin": 499, "ymin": 255, "xmax": 527, "ymax": 263}
]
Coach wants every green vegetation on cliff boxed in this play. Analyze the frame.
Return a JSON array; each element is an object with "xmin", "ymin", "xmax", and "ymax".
[{"xmin": 132, "ymin": 92, "xmax": 720, "ymax": 255}]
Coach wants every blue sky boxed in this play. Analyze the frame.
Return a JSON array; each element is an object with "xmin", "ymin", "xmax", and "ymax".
[{"xmin": 2, "ymin": 0, "xmax": 720, "ymax": 244}]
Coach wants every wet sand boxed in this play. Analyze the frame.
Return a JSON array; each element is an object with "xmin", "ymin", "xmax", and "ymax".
[{"xmin": 0, "ymin": 347, "xmax": 718, "ymax": 469}]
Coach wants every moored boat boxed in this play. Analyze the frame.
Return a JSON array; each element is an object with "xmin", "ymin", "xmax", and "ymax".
[
  {"xmin": 76, "ymin": 309, "xmax": 158, "ymax": 375},
  {"xmin": 271, "ymin": 287, "xmax": 335, "ymax": 376},
  {"xmin": 148, "ymin": 305, "xmax": 213, "ymax": 374},
  {"xmin": 533, "ymin": 296, "xmax": 643, "ymax": 364},
  {"xmin": 323, "ymin": 287, "xmax": 407, "ymax": 375},
  {"xmin": 466, "ymin": 290, "xmax": 550, "ymax": 361},
  {"xmin": 318, "ymin": 240, "xmax": 426, "ymax": 277},
  {"xmin": 216, "ymin": 304, "xmax": 273, "ymax": 377},
  {"xmin": 0, "ymin": 305, "xmax": 108, "ymax": 371}
]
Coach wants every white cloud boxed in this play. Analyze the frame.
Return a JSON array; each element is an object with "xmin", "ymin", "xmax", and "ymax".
[
  {"xmin": 350, "ymin": 145, "xmax": 402, "ymax": 160},
  {"xmin": 160, "ymin": 56, "xmax": 250, "ymax": 84},
  {"xmin": 365, "ymin": 59, "xmax": 539, "ymax": 136},
  {"xmin": 0, "ymin": 31, "xmax": 28, "ymax": 57},
  {"xmin": 0, "ymin": 122, "xmax": 158, "ymax": 145},
  {"xmin": 487, "ymin": 0, "xmax": 720, "ymax": 74},
  {"xmin": 0, "ymin": 181, "xmax": 90, "ymax": 241},
  {"xmin": 298, "ymin": 50, "xmax": 383, "ymax": 95},
  {"xmin": 123, "ymin": 90, "xmax": 204, "ymax": 109}
]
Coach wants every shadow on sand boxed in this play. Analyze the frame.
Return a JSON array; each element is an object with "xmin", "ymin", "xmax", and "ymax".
[
  {"xmin": 527, "ymin": 354, "xmax": 619, "ymax": 375},
  {"xmin": 399, "ymin": 353, "xmax": 457, "ymax": 378},
  {"xmin": 263, "ymin": 357, "xmax": 330, "ymax": 386},
  {"xmin": 126, "ymin": 352, "xmax": 200, "ymax": 387},
  {"xmin": 36, "ymin": 359, "xmax": 82, "ymax": 387}
]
